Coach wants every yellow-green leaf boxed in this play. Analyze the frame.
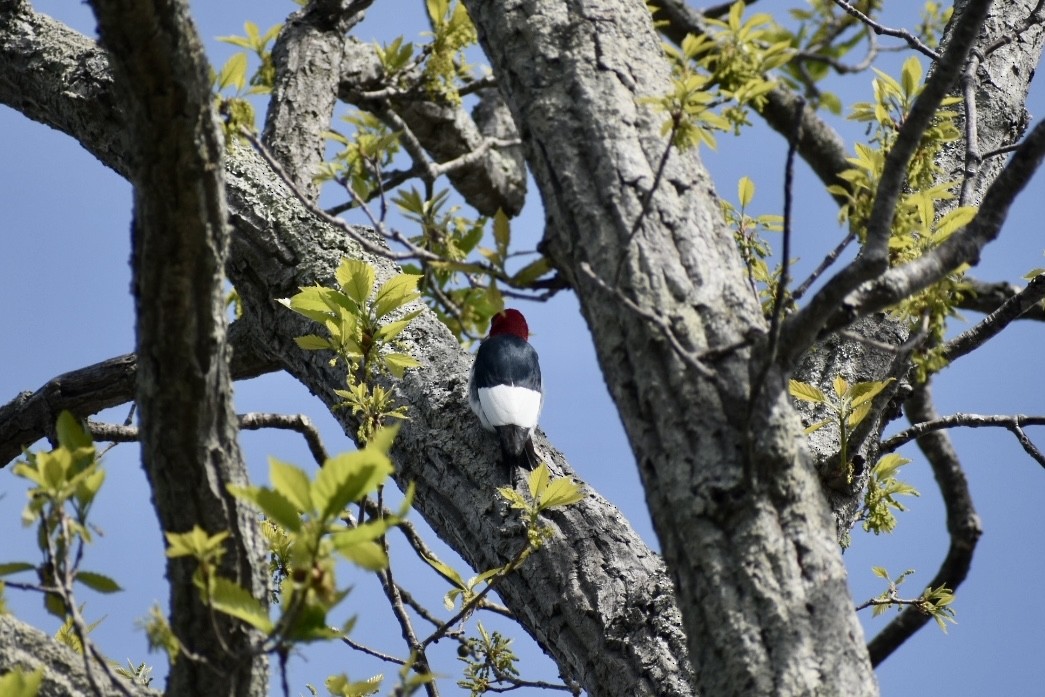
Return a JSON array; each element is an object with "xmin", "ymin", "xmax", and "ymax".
[
  {"xmin": 374, "ymin": 273, "xmax": 421, "ymax": 318},
  {"xmin": 737, "ymin": 176, "xmax": 755, "ymax": 208},
  {"xmin": 339, "ymin": 540, "xmax": 388, "ymax": 571},
  {"xmin": 269, "ymin": 457, "xmax": 313, "ymax": 514},
  {"xmin": 527, "ymin": 461, "xmax": 550, "ymax": 501},
  {"xmin": 538, "ymin": 477, "xmax": 585, "ymax": 510},
  {"xmin": 75, "ymin": 570, "xmax": 121, "ymax": 594},
  {"xmin": 788, "ymin": 380, "xmax": 827, "ymax": 403},
  {"xmin": 337, "ymin": 259, "xmax": 376, "ymax": 307},
  {"xmin": 209, "ymin": 577, "xmax": 274, "ymax": 633}
]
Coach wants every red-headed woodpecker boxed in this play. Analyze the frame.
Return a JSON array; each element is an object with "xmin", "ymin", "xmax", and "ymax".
[{"xmin": 468, "ymin": 309, "xmax": 543, "ymax": 471}]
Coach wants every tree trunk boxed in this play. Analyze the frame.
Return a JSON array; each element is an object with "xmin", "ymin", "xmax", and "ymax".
[
  {"xmin": 88, "ymin": 1, "xmax": 267, "ymax": 695},
  {"xmin": 463, "ymin": 1, "xmax": 877, "ymax": 694}
]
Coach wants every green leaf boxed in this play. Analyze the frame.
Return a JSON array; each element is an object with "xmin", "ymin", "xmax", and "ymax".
[
  {"xmin": 382, "ymin": 352, "xmax": 421, "ymax": 378},
  {"xmin": 0, "ymin": 667, "xmax": 43, "ymax": 697},
  {"xmin": 900, "ymin": 56, "xmax": 922, "ymax": 97},
  {"xmin": 803, "ymin": 419, "xmax": 832, "ymax": 435},
  {"xmin": 847, "ymin": 402, "xmax": 872, "ymax": 429},
  {"xmin": 497, "ymin": 486, "xmax": 530, "ymax": 511},
  {"xmin": 737, "ymin": 176, "xmax": 755, "ymax": 208},
  {"xmin": 338, "ymin": 540, "xmax": 388, "ymax": 570},
  {"xmin": 216, "ymin": 52, "xmax": 248, "ymax": 92},
  {"xmin": 374, "ymin": 273, "xmax": 421, "ymax": 319},
  {"xmin": 848, "ymin": 378, "xmax": 894, "ymax": 408},
  {"xmin": 492, "ymin": 209, "xmax": 511, "ymax": 260},
  {"xmin": 871, "ymin": 566, "xmax": 890, "ymax": 579},
  {"xmin": 375, "ymin": 313, "xmax": 421, "ymax": 342},
  {"xmin": 0, "ymin": 562, "xmax": 35, "ymax": 577},
  {"xmin": 56, "ymin": 411, "xmax": 92, "ymax": 451},
  {"xmin": 295, "ymin": 335, "xmax": 332, "ymax": 351},
  {"xmin": 288, "ymin": 287, "xmax": 336, "ymax": 323},
  {"xmin": 228, "ymin": 485, "xmax": 303, "ymax": 532},
  {"xmin": 527, "ymin": 462, "xmax": 550, "ymax": 501},
  {"xmin": 209, "ymin": 577, "xmax": 274, "ymax": 633},
  {"xmin": 331, "ymin": 518, "xmax": 393, "ymax": 551},
  {"xmin": 72, "ymin": 570, "xmax": 121, "ymax": 594},
  {"xmin": 337, "ymin": 259, "xmax": 376, "ymax": 307},
  {"xmin": 511, "ymin": 257, "xmax": 552, "ymax": 286},
  {"xmin": 788, "ymin": 380, "xmax": 827, "ymax": 403},
  {"xmin": 421, "ymin": 553, "xmax": 466, "ymax": 589},
  {"xmin": 538, "ymin": 477, "xmax": 585, "ymax": 510},
  {"xmin": 312, "ymin": 451, "xmax": 393, "ymax": 520},
  {"xmin": 366, "ymin": 423, "xmax": 401, "ymax": 456},
  {"xmin": 269, "ymin": 457, "xmax": 313, "ymax": 514}
]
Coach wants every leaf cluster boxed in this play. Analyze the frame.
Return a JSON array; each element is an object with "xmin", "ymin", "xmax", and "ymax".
[
  {"xmin": 789, "ymin": 376, "xmax": 893, "ymax": 482},
  {"xmin": 2, "ymin": 413, "xmax": 122, "ymax": 618},
  {"xmin": 421, "ymin": 0, "xmax": 478, "ymax": 106},
  {"xmin": 285, "ymin": 258, "xmax": 422, "ymax": 442},
  {"xmin": 869, "ymin": 566, "xmax": 957, "ymax": 632},
  {"xmin": 212, "ymin": 21, "xmax": 283, "ymax": 142},
  {"xmin": 861, "ymin": 453, "xmax": 919, "ymax": 535},
  {"xmin": 165, "ymin": 428, "xmax": 405, "ymax": 651},
  {"xmin": 457, "ymin": 623, "xmax": 520, "ymax": 697},
  {"xmin": 721, "ymin": 176, "xmax": 786, "ymax": 315},
  {"xmin": 397, "ymin": 190, "xmax": 549, "ymax": 342},
  {"xmin": 827, "ymin": 56, "xmax": 973, "ymax": 379},
  {"xmin": 319, "ymin": 112, "xmax": 403, "ymax": 204},
  {"xmin": 646, "ymin": 1, "xmax": 793, "ymax": 150}
]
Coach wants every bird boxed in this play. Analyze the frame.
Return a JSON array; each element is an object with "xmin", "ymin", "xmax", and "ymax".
[{"xmin": 468, "ymin": 309, "xmax": 543, "ymax": 473}]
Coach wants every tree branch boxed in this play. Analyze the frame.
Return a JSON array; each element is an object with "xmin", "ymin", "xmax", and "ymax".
[
  {"xmin": 866, "ymin": 383, "xmax": 981, "ymax": 666},
  {"xmin": 88, "ymin": 0, "xmax": 266, "ymax": 693},
  {"xmin": 0, "ymin": 321, "xmax": 278, "ymax": 469},
  {"xmin": 781, "ymin": 0, "xmax": 994, "ymax": 362},
  {"xmin": 261, "ymin": 0, "xmax": 374, "ymax": 202}
]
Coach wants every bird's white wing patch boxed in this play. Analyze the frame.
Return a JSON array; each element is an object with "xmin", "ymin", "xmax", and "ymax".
[{"xmin": 476, "ymin": 384, "xmax": 542, "ymax": 429}]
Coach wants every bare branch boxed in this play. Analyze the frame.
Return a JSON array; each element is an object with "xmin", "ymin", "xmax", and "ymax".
[
  {"xmin": 0, "ymin": 321, "xmax": 277, "ymax": 469},
  {"xmin": 882, "ymin": 412, "xmax": 1045, "ymax": 469},
  {"xmin": 945, "ymin": 273, "xmax": 1045, "ymax": 362},
  {"xmin": 867, "ymin": 384, "xmax": 981, "ymax": 666},
  {"xmin": 829, "ymin": 0, "xmax": 940, "ymax": 60}
]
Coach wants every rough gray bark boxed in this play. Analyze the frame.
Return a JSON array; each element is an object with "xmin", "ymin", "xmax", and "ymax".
[
  {"xmin": 338, "ymin": 37, "xmax": 527, "ymax": 216},
  {"xmin": 0, "ymin": 615, "xmax": 158, "ymax": 697},
  {"xmin": 88, "ymin": 1, "xmax": 266, "ymax": 696},
  {"xmin": 262, "ymin": 0, "xmax": 372, "ymax": 202},
  {"xmin": 463, "ymin": 1, "xmax": 876, "ymax": 694}
]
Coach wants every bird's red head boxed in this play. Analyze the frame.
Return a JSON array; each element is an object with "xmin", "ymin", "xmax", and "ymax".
[{"xmin": 489, "ymin": 309, "xmax": 529, "ymax": 340}]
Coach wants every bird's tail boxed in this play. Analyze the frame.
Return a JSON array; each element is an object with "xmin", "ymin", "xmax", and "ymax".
[{"xmin": 496, "ymin": 426, "xmax": 541, "ymax": 472}]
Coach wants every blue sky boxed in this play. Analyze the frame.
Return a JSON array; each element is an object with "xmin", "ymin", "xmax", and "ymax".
[{"xmin": 1, "ymin": 1, "xmax": 1043, "ymax": 695}]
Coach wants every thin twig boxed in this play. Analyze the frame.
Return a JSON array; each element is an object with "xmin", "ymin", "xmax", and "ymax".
[
  {"xmin": 791, "ymin": 230, "xmax": 857, "ymax": 302},
  {"xmin": 238, "ymin": 412, "xmax": 329, "ymax": 466},
  {"xmin": 881, "ymin": 412, "xmax": 1045, "ymax": 469},
  {"xmin": 944, "ymin": 273, "xmax": 1045, "ymax": 362},
  {"xmin": 829, "ymin": 0, "xmax": 941, "ymax": 60}
]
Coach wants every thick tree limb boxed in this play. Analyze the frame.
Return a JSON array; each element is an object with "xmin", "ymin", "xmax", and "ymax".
[
  {"xmin": 262, "ymin": 0, "xmax": 373, "ymax": 202},
  {"xmin": 88, "ymin": 0, "xmax": 266, "ymax": 694},
  {"xmin": 867, "ymin": 384, "xmax": 982, "ymax": 666},
  {"xmin": 0, "ymin": 615, "xmax": 157, "ymax": 697},
  {"xmin": 338, "ymin": 38, "xmax": 526, "ymax": 216},
  {"xmin": 465, "ymin": 0, "xmax": 875, "ymax": 694},
  {"xmin": 0, "ymin": 321, "xmax": 277, "ymax": 469}
]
